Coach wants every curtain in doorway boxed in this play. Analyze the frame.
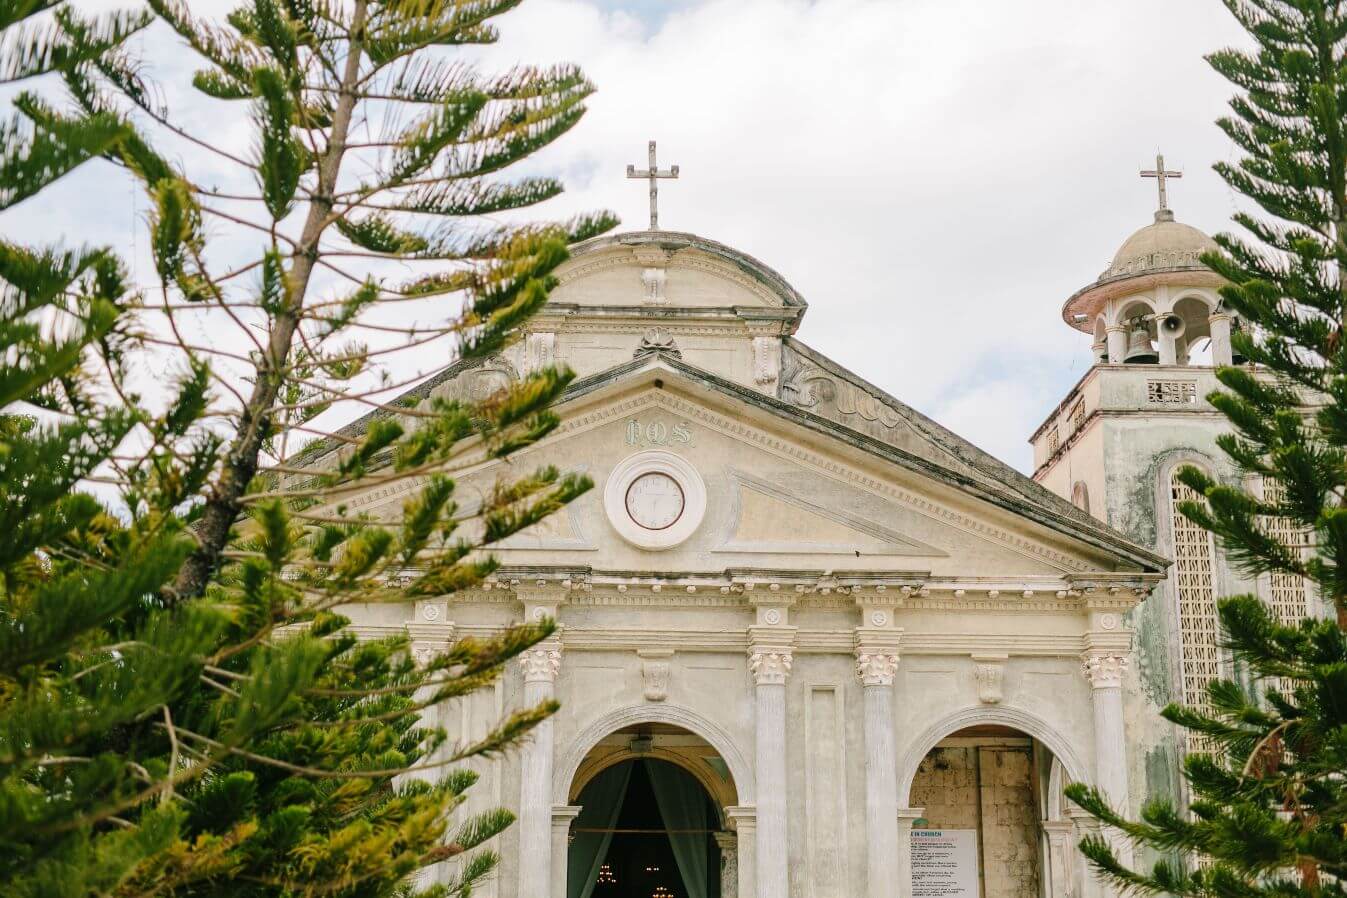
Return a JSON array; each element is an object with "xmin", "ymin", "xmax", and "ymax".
[
  {"xmin": 568, "ymin": 761, "xmax": 634, "ymax": 898},
  {"xmin": 645, "ymin": 760, "xmax": 709, "ymax": 898}
]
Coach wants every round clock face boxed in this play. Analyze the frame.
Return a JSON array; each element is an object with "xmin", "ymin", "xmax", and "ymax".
[{"xmin": 624, "ymin": 471, "xmax": 685, "ymax": 530}]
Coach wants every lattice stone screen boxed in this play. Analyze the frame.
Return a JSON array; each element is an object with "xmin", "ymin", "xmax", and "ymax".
[
  {"xmin": 1170, "ymin": 474, "xmax": 1221, "ymax": 755},
  {"xmin": 1259, "ymin": 478, "xmax": 1312, "ymax": 625}
]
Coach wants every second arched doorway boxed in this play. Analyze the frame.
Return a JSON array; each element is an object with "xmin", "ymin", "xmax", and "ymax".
[{"xmin": 564, "ymin": 722, "xmax": 740, "ymax": 898}]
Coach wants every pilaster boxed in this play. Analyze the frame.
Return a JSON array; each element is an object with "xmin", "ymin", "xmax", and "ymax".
[
  {"xmin": 854, "ymin": 598, "xmax": 902, "ymax": 898},
  {"xmin": 714, "ymin": 831, "xmax": 739, "ymax": 898},
  {"xmin": 1082, "ymin": 611, "xmax": 1133, "ymax": 870},
  {"xmin": 725, "ymin": 806, "xmax": 757, "ymax": 898},
  {"xmin": 896, "ymin": 806, "xmax": 926, "ymax": 898},
  {"xmin": 517, "ymin": 590, "xmax": 563, "ymax": 898},
  {"xmin": 747, "ymin": 593, "xmax": 794, "ymax": 898},
  {"xmin": 550, "ymin": 805, "xmax": 582, "ymax": 898}
]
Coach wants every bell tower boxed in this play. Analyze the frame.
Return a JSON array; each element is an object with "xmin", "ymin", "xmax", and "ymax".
[{"xmin": 1027, "ymin": 159, "xmax": 1308, "ymax": 825}]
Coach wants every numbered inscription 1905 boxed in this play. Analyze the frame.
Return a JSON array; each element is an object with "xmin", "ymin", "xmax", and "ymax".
[{"xmin": 624, "ymin": 417, "xmax": 693, "ymax": 448}]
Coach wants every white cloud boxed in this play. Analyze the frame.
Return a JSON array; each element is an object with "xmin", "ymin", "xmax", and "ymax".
[{"xmin": 4, "ymin": 0, "xmax": 1251, "ymax": 472}]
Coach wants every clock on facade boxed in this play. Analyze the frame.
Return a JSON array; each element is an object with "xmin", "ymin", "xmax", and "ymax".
[
  {"xmin": 625, "ymin": 471, "xmax": 685, "ymax": 530},
  {"xmin": 604, "ymin": 450, "xmax": 707, "ymax": 550}
]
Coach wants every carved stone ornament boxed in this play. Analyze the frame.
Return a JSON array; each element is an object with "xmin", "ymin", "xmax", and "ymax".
[
  {"xmin": 524, "ymin": 331, "xmax": 555, "ymax": 373},
  {"xmin": 641, "ymin": 654, "xmax": 672, "ymax": 702},
  {"xmin": 974, "ymin": 662, "xmax": 1005, "ymax": 704},
  {"xmin": 1082, "ymin": 654, "xmax": 1129, "ymax": 689},
  {"xmin": 520, "ymin": 646, "xmax": 562, "ymax": 684},
  {"xmin": 855, "ymin": 652, "xmax": 899, "ymax": 686},
  {"xmin": 752, "ymin": 335, "xmax": 780, "ymax": 388},
  {"xmin": 748, "ymin": 649, "xmax": 793, "ymax": 686},
  {"xmin": 782, "ymin": 360, "xmax": 903, "ymax": 428},
  {"xmin": 641, "ymin": 267, "xmax": 667, "ymax": 304},
  {"xmin": 634, "ymin": 327, "xmax": 681, "ymax": 360}
]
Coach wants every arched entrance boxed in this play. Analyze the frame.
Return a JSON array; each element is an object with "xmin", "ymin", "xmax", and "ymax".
[
  {"xmin": 905, "ymin": 722, "xmax": 1087, "ymax": 898},
  {"xmin": 565, "ymin": 722, "xmax": 740, "ymax": 898}
]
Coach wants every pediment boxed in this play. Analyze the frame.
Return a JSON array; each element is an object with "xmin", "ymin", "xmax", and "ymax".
[
  {"xmin": 324, "ymin": 356, "xmax": 1161, "ymax": 580},
  {"xmin": 717, "ymin": 470, "xmax": 945, "ymax": 558}
]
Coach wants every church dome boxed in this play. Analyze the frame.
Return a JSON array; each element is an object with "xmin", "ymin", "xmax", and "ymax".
[
  {"xmin": 1062, "ymin": 208, "xmax": 1225, "ymax": 332},
  {"xmin": 1101, "ymin": 209, "xmax": 1218, "ymax": 281}
]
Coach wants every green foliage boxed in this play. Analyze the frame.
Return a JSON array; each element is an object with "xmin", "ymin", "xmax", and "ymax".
[
  {"xmin": 2, "ymin": 0, "xmax": 610, "ymax": 894},
  {"xmin": 1065, "ymin": 3, "xmax": 1347, "ymax": 896}
]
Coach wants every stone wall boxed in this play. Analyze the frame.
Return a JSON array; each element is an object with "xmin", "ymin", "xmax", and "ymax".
[{"xmin": 910, "ymin": 743, "xmax": 1040, "ymax": 898}]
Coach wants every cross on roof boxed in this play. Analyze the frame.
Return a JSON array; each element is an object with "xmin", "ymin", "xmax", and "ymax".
[
  {"xmin": 1140, "ymin": 153, "xmax": 1182, "ymax": 212},
  {"xmin": 626, "ymin": 140, "xmax": 679, "ymax": 230}
]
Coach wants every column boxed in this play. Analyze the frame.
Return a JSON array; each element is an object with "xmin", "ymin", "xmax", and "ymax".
[
  {"xmin": 855, "ymin": 621, "xmax": 902, "ymax": 898},
  {"xmin": 1209, "ymin": 312, "xmax": 1233, "ymax": 366},
  {"xmin": 726, "ymin": 806, "xmax": 757, "ymax": 898},
  {"xmin": 749, "ymin": 611, "xmax": 794, "ymax": 898},
  {"xmin": 896, "ymin": 807, "xmax": 926, "ymax": 898},
  {"xmin": 517, "ymin": 639, "xmax": 561, "ymax": 898},
  {"xmin": 1105, "ymin": 325, "xmax": 1127, "ymax": 364},
  {"xmin": 714, "ymin": 831, "xmax": 739, "ymax": 898},
  {"xmin": 1082, "ymin": 644, "xmax": 1132, "ymax": 871},
  {"xmin": 550, "ymin": 805, "xmax": 582, "ymax": 898}
]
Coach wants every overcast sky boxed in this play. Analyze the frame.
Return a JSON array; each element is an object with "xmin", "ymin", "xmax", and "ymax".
[{"xmin": 6, "ymin": 0, "xmax": 1251, "ymax": 472}]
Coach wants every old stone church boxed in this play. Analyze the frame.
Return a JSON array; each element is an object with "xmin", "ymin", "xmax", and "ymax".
[{"xmin": 304, "ymin": 160, "xmax": 1327, "ymax": 898}]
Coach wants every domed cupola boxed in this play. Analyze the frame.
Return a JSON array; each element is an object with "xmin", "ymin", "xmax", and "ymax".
[{"xmin": 1062, "ymin": 156, "xmax": 1234, "ymax": 367}]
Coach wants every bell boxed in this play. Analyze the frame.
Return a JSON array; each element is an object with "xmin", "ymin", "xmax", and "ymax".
[
  {"xmin": 1230, "ymin": 317, "xmax": 1248, "ymax": 365},
  {"xmin": 1123, "ymin": 321, "xmax": 1158, "ymax": 364}
]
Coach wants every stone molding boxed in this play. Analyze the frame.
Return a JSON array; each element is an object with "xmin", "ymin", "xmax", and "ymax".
[
  {"xmin": 897, "ymin": 706, "xmax": 1093, "ymax": 807},
  {"xmin": 1081, "ymin": 653, "xmax": 1129, "ymax": 689},
  {"xmin": 554, "ymin": 704, "xmax": 756, "ymax": 805}
]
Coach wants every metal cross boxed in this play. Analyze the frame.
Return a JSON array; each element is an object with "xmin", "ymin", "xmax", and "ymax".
[
  {"xmin": 626, "ymin": 140, "xmax": 679, "ymax": 230},
  {"xmin": 1140, "ymin": 153, "xmax": 1182, "ymax": 211}
]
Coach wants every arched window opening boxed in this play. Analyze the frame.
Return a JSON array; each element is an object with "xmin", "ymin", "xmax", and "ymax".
[{"xmin": 1070, "ymin": 481, "xmax": 1091, "ymax": 516}]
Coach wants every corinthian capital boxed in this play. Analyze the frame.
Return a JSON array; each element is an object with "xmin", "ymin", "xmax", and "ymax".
[
  {"xmin": 748, "ymin": 649, "xmax": 793, "ymax": 686},
  {"xmin": 855, "ymin": 651, "xmax": 899, "ymax": 686},
  {"xmin": 521, "ymin": 645, "xmax": 562, "ymax": 683},
  {"xmin": 1082, "ymin": 653, "xmax": 1128, "ymax": 689}
]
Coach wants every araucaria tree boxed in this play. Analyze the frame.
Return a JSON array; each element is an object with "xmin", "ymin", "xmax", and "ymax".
[
  {"xmin": 1065, "ymin": 1, "xmax": 1347, "ymax": 895},
  {"xmin": 1, "ymin": 1, "xmax": 612, "ymax": 895}
]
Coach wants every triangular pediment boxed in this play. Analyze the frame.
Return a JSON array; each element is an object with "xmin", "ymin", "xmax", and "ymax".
[{"xmin": 718, "ymin": 470, "xmax": 944, "ymax": 558}]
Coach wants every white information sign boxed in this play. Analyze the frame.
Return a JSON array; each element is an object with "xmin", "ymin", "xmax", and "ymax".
[{"xmin": 911, "ymin": 829, "xmax": 979, "ymax": 898}]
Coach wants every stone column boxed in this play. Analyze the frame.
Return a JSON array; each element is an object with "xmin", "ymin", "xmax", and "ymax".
[
  {"xmin": 748, "ymin": 609, "xmax": 794, "ymax": 898},
  {"xmin": 1082, "ymin": 645, "xmax": 1131, "ymax": 872},
  {"xmin": 1209, "ymin": 312, "xmax": 1233, "ymax": 366},
  {"xmin": 896, "ymin": 807, "xmax": 926, "ymax": 898},
  {"xmin": 550, "ymin": 805, "xmax": 582, "ymax": 898},
  {"xmin": 714, "ymin": 831, "xmax": 739, "ymax": 898},
  {"xmin": 1105, "ymin": 324, "xmax": 1127, "ymax": 364},
  {"xmin": 517, "ymin": 639, "xmax": 561, "ymax": 898},
  {"xmin": 855, "ymin": 618, "xmax": 902, "ymax": 898},
  {"xmin": 725, "ymin": 806, "xmax": 757, "ymax": 898}
]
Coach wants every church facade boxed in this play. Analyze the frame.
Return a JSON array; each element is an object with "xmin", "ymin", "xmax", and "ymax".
[{"xmin": 301, "ymin": 211, "xmax": 1210, "ymax": 898}]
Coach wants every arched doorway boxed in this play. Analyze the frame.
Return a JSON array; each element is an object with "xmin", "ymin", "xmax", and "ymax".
[
  {"xmin": 566, "ymin": 723, "xmax": 739, "ymax": 898},
  {"xmin": 907, "ymin": 724, "xmax": 1084, "ymax": 898}
]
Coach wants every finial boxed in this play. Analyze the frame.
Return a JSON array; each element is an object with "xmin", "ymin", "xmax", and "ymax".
[
  {"xmin": 626, "ymin": 140, "xmax": 680, "ymax": 230},
  {"xmin": 1140, "ymin": 153, "xmax": 1182, "ymax": 219}
]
